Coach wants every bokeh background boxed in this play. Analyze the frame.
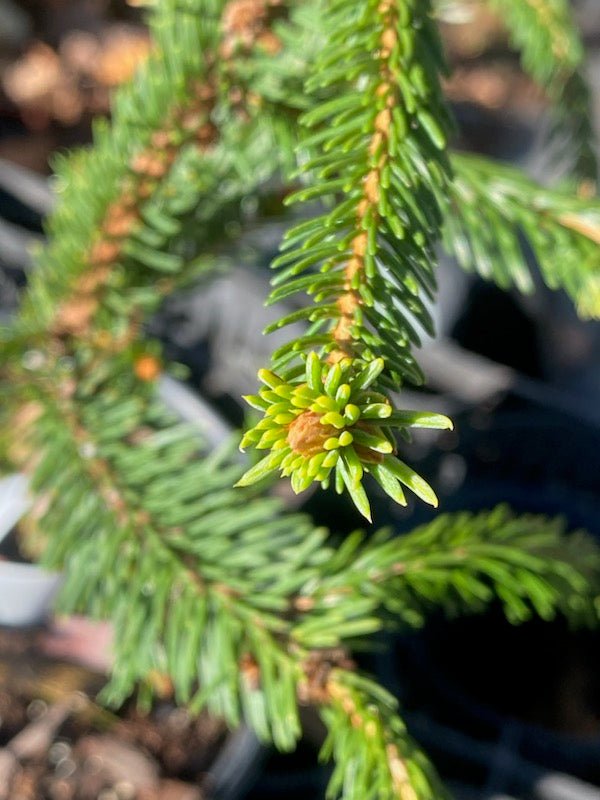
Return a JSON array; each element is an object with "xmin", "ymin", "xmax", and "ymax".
[{"xmin": 2, "ymin": 1, "xmax": 600, "ymax": 799}]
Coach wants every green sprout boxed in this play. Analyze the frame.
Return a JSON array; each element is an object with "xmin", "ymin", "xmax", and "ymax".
[{"xmin": 237, "ymin": 353, "xmax": 452, "ymax": 521}]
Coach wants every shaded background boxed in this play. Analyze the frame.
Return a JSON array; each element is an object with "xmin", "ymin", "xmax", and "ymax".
[{"xmin": 2, "ymin": 1, "xmax": 600, "ymax": 799}]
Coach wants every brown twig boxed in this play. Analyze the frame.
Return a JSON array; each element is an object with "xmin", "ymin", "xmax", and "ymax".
[
  {"xmin": 329, "ymin": 0, "xmax": 399, "ymax": 363},
  {"xmin": 51, "ymin": 0, "xmax": 282, "ymax": 345}
]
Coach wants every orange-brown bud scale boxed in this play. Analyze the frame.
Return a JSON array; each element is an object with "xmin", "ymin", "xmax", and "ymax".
[
  {"xmin": 134, "ymin": 354, "xmax": 162, "ymax": 382},
  {"xmin": 330, "ymin": 2, "xmax": 398, "ymax": 360},
  {"xmin": 130, "ymin": 151, "xmax": 152, "ymax": 174},
  {"xmin": 381, "ymin": 28, "xmax": 397, "ymax": 51},
  {"xmin": 338, "ymin": 293, "xmax": 360, "ymax": 315},
  {"xmin": 151, "ymin": 130, "xmax": 172, "ymax": 149},
  {"xmin": 375, "ymin": 108, "xmax": 392, "ymax": 134},
  {"xmin": 369, "ymin": 132, "xmax": 384, "ymax": 156},
  {"xmin": 137, "ymin": 180, "xmax": 156, "ymax": 199},
  {"xmin": 90, "ymin": 240, "xmax": 121, "ymax": 265},
  {"xmin": 76, "ymin": 265, "xmax": 111, "ymax": 294},
  {"xmin": 364, "ymin": 170, "xmax": 380, "ymax": 203},
  {"xmin": 331, "ymin": 320, "xmax": 353, "ymax": 347},
  {"xmin": 103, "ymin": 209, "xmax": 140, "ymax": 238},
  {"xmin": 181, "ymin": 110, "xmax": 205, "ymax": 132},
  {"xmin": 345, "ymin": 257, "xmax": 363, "ymax": 281},
  {"xmin": 119, "ymin": 190, "xmax": 137, "ymax": 210},
  {"xmin": 257, "ymin": 31, "xmax": 282, "ymax": 54},
  {"xmin": 327, "ymin": 348, "xmax": 351, "ymax": 364},
  {"xmin": 287, "ymin": 411, "xmax": 336, "ymax": 456},
  {"xmin": 197, "ymin": 122, "xmax": 218, "ymax": 146},
  {"xmin": 52, "ymin": 296, "xmax": 99, "ymax": 337},
  {"xmin": 352, "ymin": 232, "xmax": 368, "ymax": 257},
  {"xmin": 144, "ymin": 158, "xmax": 170, "ymax": 179}
]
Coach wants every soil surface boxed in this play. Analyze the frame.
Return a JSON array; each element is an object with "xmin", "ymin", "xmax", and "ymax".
[{"xmin": 0, "ymin": 628, "xmax": 226, "ymax": 800}]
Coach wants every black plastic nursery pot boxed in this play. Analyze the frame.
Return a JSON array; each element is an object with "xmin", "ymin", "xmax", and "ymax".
[{"xmin": 369, "ymin": 398, "xmax": 600, "ymax": 798}]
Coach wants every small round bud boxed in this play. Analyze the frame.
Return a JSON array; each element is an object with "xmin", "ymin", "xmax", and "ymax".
[{"xmin": 134, "ymin": 354, "xmax": 161, "ymax": 382}]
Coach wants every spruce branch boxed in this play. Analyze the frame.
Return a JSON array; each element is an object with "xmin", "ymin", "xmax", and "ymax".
[
  {"xmin": 373, "ymin": 506, "xmax": 600, "ymax": 626},
  {"xmin": 1, "ymin": 0, "xmax": 303, "ymax": 476},
  {"xmin": 291, "ymin": 506, "xmax": 600, "ymax": 635},
  {"xmin": 442, "ymin": 153, "xmax": 600, "ymax": 318},
  {"xmin": 2, "ymin": 4, "xmax": 600, "ymax": 798},
  {"xmin": 318, "ymin": 670, "xmax": 447, "ymax": 800},
  {"xmin": 18, "ymin": 0, "xmax": 219, "ymax": 338},
  {"xmin": 11, "ymin": 353, "xmax": 446, "ymax": 799},
  {"xmin": 268, "ymin": 0, "xmax": 453, "ymax": 377},
  {"xmin": 6, "ymin": 348, "xmax": 600, "ymax": 796},
  {"xmin": 239, "ymin": 0, "xmax": 456, "ymax": 520},
  {"xmin": 14, "ymin": 0, "xmax": 293, "ymax": 353},
  {"xmin": 12, "ymin": 357, "xmax": 312, "ymax": 748},
  {"xmin": 486, "ymin": 0, "xmax": 597, "ymax": 178}
]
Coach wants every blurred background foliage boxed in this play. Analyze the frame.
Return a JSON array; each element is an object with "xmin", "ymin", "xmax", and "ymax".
[{"xmin": 2, "ymin": 2, "xmax": 600, "ymax": 800}]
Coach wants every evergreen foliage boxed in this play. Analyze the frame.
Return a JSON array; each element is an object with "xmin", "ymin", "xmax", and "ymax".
[
  {"xmin": 239, "ymin": 0, "xmax": 456, "ymax": 516},
  {"xmin": 442, "ymin": 153, "xmax": 600, "ymax": 316},
  {"xmin": 1, "ymin": 0, "xmax": 600, "ymax": 798},
  {"xmin": 489, "ymin": 0, "xmax": 597, "ymax": 178}
]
